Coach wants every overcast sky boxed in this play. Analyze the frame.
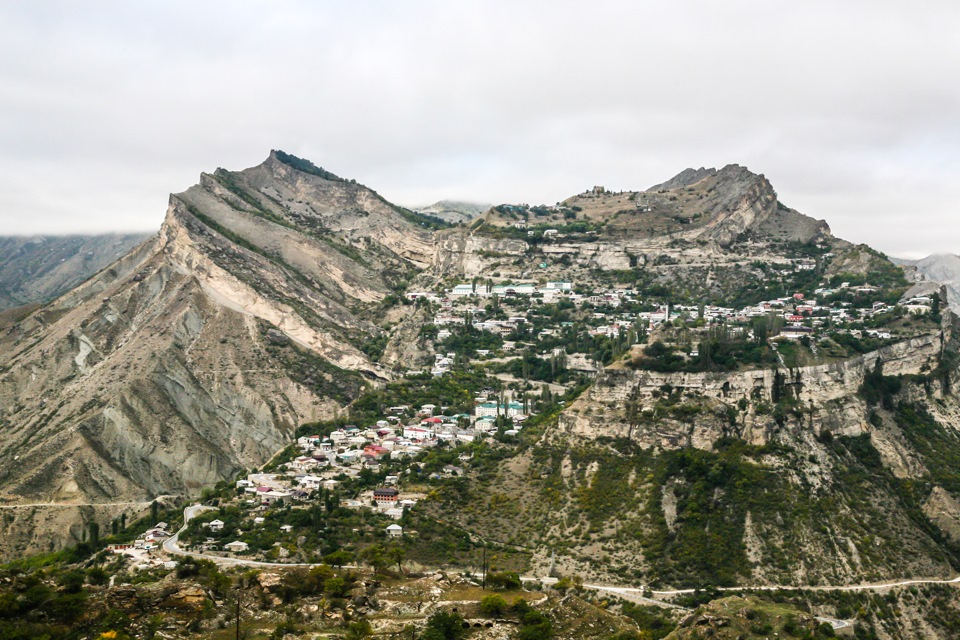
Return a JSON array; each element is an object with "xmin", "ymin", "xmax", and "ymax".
[{"xmin": 1, "ymin": 1, "xmax": 958, "ymax": 258}]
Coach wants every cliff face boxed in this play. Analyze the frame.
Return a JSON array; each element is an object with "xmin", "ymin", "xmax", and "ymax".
[
  {"xmin": 559, "ymin": 333, "xmax": 944, "ymax": 451},
  {"xmin": 0, "ymin": 152, "xmax": 433, "ymax": 557},
  {"xmin": 426, "ymin": 324, "xmax": 960, "ymax": 588}
]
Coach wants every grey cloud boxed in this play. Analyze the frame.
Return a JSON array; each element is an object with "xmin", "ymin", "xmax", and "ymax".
[{"xmin": 0, "ymin": 0, "xmax": 958, "ymax": 257}]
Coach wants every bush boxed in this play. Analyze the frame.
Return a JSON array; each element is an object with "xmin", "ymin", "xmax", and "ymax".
[
  {"xmin": 421, "ymin": 611, "xmax": 467, "ymax": 640},
  {"xmin": 487, "ymin": 571, "xmax": 522, "ymax": 591},
  {"xmin": 480, "ymin": 594, "xmax": 508, "ymax": 617}
]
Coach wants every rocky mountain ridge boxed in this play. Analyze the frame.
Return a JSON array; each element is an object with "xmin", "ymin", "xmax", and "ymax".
[
  {"xmin": 0, "ymin": 152, "xmax": 948, "ymax": 577},
  {"xmin": 0, "ymin": 151, "xmax": 435, "ymax": 556}
]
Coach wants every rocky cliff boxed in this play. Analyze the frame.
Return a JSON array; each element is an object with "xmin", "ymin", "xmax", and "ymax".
[
  {"xmin": 559, "ymin": 332, "xmax": 945, "ymax": 450},
  {"xmin": 0, "ymin": 151, "xmax": 432, "ymax": 557}
]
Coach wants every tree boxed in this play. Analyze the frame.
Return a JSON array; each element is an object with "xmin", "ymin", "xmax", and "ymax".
[
  {"xmin": 360, "ymin": 545, "xmax": 390, "ymax": 574},
  {"xmin": 323, "ymin": 549, "xmax": 354, "ymax": 568},
  {"xmin": 487, "ymin": 571, "xmax": 522, "ymax": 591},
  {"xmin": 421, "ymin": 611, "xmax": 467, "ymax": 640},
  {"xmin": 480, "ymin": 594, "xmax": 508, "ymax": 617},
  {"xmin": 387, "ymin": 545, "xmax": 405, "ymax": 574},
  {"xmin": 344, "ymin": 620, "xmax": 372, "ymax": 640}
]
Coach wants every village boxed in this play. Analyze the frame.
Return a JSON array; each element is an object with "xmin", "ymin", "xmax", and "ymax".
[
  {"xmin": 114, "ymin": 262, "xmax": 937, "ymax": 565},
  {"xmin": 413, "ymin": 269, "xmax": 937, "ymax": 379}
]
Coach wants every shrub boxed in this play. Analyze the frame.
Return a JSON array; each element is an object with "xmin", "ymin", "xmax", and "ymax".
[{"xmin": 480, "ymin": 594, "xmax": 508, "ymax": 617}]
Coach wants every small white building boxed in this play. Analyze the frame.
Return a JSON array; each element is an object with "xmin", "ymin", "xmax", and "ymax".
[
  {"xmin": 207, "ymin": 519, "xmax": 224, "ymax": 532},
  {"xmin": 386, "ymin": 524, "xmax": 403, "ymax": 537},
  {"xmin": 224, "ymin": 540, "xmax": 249, "ymax": 553}
]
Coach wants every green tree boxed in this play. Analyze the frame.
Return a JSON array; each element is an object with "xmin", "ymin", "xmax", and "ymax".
[
  {"xmin": 421, "ymin": 611, "xmax": 467, "ymax": 640},
  {"xmin": 344, "ymin": 620, "xmax": 372, "ymax": 640},
  {"xmin": 480, "ymin": 594, "xmax": 508, "ymax": 617}
]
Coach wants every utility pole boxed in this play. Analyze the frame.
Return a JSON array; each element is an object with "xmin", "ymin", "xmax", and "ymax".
[
  {"xmin": 482, "ymin": 546, "xmax": 487, "ymax": 590},
  {"xmin": 234, "ymin": 587, "xmax": 242, "ymax": 640}
]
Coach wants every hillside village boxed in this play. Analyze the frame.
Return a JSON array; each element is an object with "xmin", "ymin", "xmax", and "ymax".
[{"xmin": 126, "ymin": 254, "xmax": 941, "ymax": 564}]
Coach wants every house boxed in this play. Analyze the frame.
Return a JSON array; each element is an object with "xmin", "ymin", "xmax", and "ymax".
[
  {"xmin": 207, "ymin": 519, "xmax": 225, "ymax": 532},
  {"xmin": 373, "ymin": 487, "xmax": 400, "ymax": 504},
  {"xmin": 386, "ymin": 524, "xmax": 403, "ymax": 537},
  {"xmin": 298, "ymin": 475, "xmax": 324, "ymax": 490},
  {"xmin": 224, "ymin": 541, "xmax": 249, "ymax": 553},
  {"xmin": 280, "ymin": 524, "xmax": 294, "ymax": 533},
  {"xmin": 385, "ymin": 508, "xmax": 405, "ymax": 520},
  {"xmin": 403, "ymin": 426, "xmax": 433, "ymax": 441},
  {"xmin": 261, "ymin": 490, "xmax": 291, "ymax": 506}
]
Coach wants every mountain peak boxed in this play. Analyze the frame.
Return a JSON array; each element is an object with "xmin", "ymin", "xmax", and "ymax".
[
  {"xmin": 267, "ymin": 149, "xmax": 345, "ymax": 182},
  {"xmin": 647, "ymin": 166, "xmax": 718, "ymax": 191}
]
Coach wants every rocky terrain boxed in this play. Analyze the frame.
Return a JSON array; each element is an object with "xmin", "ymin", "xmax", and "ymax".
[
  {"xmin": 4, "ymin": 151, "xmax": 960, "ymax": 636},
  {"xmin": 0, "ymin": 151, "xmax": 435, "ymax": 556},
  {"xmin": 0, "ymin": 233, "xmax": 151, "ymax": 310}
]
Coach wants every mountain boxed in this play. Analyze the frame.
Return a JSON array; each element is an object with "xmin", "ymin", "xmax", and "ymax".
[
  {"xmin": 437, "ymin": 163, "xmax": 865, "ymax": 309},
  {"xmin": 0, "ymin": 233, "xmax": 151, "ymax": 311},
  {"xmin": 895, "ymin": 253, "xmax": 960, "ymax": 312},
  {"xmin": 3, "ymin": 153, "xmax": 959, "ymax": 616},
  {"xmin": 0, "ymin": 151, "xmax": 434, "ymax": 556},
  {"xmin": 415, "ymin": 199, "xmax": 489, "ymax": 224}
]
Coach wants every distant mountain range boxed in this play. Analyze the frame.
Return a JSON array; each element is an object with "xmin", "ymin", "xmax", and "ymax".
[
  {"xmin": 414, "ymin": 200, "xmax": 489, "ymax": 224},
  {"xmin": 0, "ymin": 234, "xmax": 151, "ymax": 311},
  {"xmin": 892, "ymin": 253, "xmax": 960, "ymax": 311}
]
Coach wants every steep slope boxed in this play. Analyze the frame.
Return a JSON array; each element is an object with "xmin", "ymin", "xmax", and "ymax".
[
  {"xmin": 0, "ymin": 233, "xmax": 151, "ymax": 310},
  {"xmin": 0, "ymin": 151, "xmax": 432, "ymax": 557},
  {"xmin": 897, "ymin": 253, "xmax": 960, "ymax": 312},
  {"xmin": 426, "ymin": 323, "xmax": 960, "ymax": 589}
]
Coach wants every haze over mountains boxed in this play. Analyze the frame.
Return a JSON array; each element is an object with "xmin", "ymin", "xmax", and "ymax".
[{"xmin": 0, "ymin": 234, "xmax": 150, "ymax": 311}]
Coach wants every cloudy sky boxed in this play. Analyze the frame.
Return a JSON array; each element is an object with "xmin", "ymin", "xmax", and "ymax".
[{"xmin": 1, "ymin": 1, "xmax": 958, "ymax": 257}]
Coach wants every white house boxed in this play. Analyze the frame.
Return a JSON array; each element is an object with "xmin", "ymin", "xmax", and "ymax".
[
  {"xmin": 207, "ymin": 519, "xmax": 224, "ymax": 532},
  {"xmin": 298, "ymin": 475, "xmax": 324, "ymax": 490},
  {"xmin": 224, "ymin": 540, "xmax": 249, "ymax": 553},
  {"xmin": 386, "ymin": 524, "xmax": 403, "ymax": 537},
  {"xmin": 474, "ymin": 401, "xmax": 525, "ymax": 419}
]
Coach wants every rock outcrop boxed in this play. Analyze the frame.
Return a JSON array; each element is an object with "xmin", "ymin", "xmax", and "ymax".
[{"xmin": 559, "ymin": 333, "xmax": 945, "ymax": 449}]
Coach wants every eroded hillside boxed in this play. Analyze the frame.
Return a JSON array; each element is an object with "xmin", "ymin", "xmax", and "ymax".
[{"xmin": 0, "ymin": 151, "xmax": 435, "ymax": 556}]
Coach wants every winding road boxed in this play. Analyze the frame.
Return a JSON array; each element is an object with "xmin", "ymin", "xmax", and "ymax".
[{"xmin": 164, "ymin": 504, "xmax": 960, "ymax": 631}]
